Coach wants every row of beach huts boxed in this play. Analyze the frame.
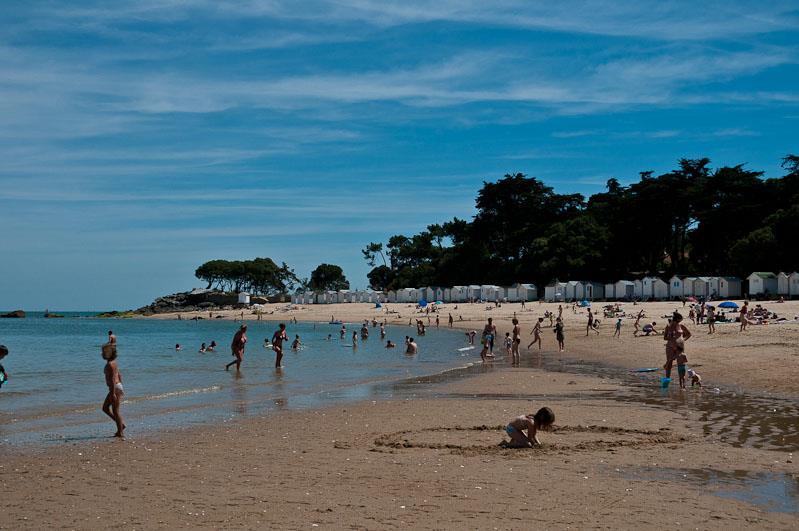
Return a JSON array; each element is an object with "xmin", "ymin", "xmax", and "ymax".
[{"xmin": 289, "ymin": 272, "xmax": 799, "ymax": 305}]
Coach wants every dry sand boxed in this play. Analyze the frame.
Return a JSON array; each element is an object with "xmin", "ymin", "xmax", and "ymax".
[{"xmin": 2, "ymin": 301, "xmax": 798, "ymax": 529}]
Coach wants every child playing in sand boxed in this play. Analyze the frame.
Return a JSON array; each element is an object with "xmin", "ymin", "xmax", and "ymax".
[
  {"xmin": 687, "ymin": 368, "xmax": 702, "ymax": 388},
  {"xmin": 501, "ymin": 407, "xmax": 555, "ymax": 448},
  {"xmin": 101, "ymin": 344, "xmax": 125, "ymax": 438},
  {"xmin": 554, "ymin": 318, "xmax": 565, "ymax": 352},
  {"xmin": 0, "ymin": 344, "xmax": 8, "ymax": 389}
]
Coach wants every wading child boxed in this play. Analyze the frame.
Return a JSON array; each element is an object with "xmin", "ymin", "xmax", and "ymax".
[
  {"xmin": 504, "ymin": 332, "xmax": 512, "ymax": 356},
  {"xmin": 676, "ymin": 349, "xmax": 688, "ymax": 389},
  {"xmin": 501, "ymin": 407, "xmax": 555, "ymax": 448},
  {"xmin": 101, "ymin": 344, "xmax": 125, "ymax": 438},
  {"xmin": 687, "ymin": 368, "xmax": 702, "ymax": 387}
]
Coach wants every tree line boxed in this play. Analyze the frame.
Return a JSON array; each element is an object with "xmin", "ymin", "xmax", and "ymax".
[
  {"xmin": 195, "ymin": 259, "xmax": 350, "ymax": 294},
  {"xmin": 362, "ymin": 155, "xmax": 799, "ymax": 291}
]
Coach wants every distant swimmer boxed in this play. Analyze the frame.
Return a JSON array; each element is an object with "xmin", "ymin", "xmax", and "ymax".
[
  {"xmin": 340, "ymin": 325, "xmax": 346, "ymax": 339},
  {"xmin": 272, "ymin": 324, "xmax": 288, "ymax": 368},
  {"xmin": 386, "ymin": 340, "xmax": 396, "ymax": 348},
  {"xmin": 199, "ymin": 342, "xmax": 207, "ymax": 353},
  {"xmin": 175, "ymin": 343, "xmax": 182, "ymax": 351},
  {"xmin": 107, "ymin": 330, "xmax": 117, "ymax": 346},
  {"xmin": 405, "ymin": 337, "xmax": 418, "ymax": 355},
  {"xmin": 291, "ymin": 335, "xmax": 301, "ymax": 350},
  {"xmin": 380, "ymin": 323, "xmax": 386, "ymax": 339},
  {"xmin": 207, "ymin": 340, "xmax": 216, "ymax": 352},
  {"xmin": 101, "ymin": 344, "xmax": 125, "ymax": 438},
  {"xmin": 225, "ymin": 325, "xmax": 247, "ymax": 372}
]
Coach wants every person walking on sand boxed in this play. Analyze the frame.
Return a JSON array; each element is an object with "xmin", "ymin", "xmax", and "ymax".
[
  {"xmin": 225, "ymin": 325, "xmax": 247, "ymax": 372},
  {"xmin": 528, "ymin": 318, "xmax": 543, "ymax": 350},
  {"xmin": 511, "ymin": 318, "xmax": 521, "ymax": 365},
  {"xmin": 557, "ymin": 305, "xmax": 563, "ymax": 320},
  {"xmin": 101, "ymin": 344, "xmax": 125, "ymax": 438},
  {"xmin": 554, "ymin": 317, "xmax": 565, "ymax": 352},
  {"xmin": 663, "ymin": 312, "xmax": 692, "ymax": 381},
  {"xmin": 272, "ymin": 324, "xmax": 288, "ymax": 368},
  {"xmin": 586, "ymin": 308, "xmax": 599, "ymax": 336},
  {"xmin": 707, "ymin": 306, "xmax": 716, "ymax": 334},
  {"xmin": 740, "ymin": 302, "xmax": 749, "ymax": 331},
  {"xmin": 614, "ymin": 318, "xmax": 622, "ymax": 338}
]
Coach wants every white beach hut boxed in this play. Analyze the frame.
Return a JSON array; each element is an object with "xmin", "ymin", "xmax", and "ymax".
[
  {"xmin": 668, "ymin": 276, "xmax": 685, "ymax": 299},
  {"xmin": 582, "ymin": 281, "xmax": 604, "ymax": 300},
  {"xmin": 468, "ymin": 285, "xmax": 482, "ymax": 301},
  {"xmin": 544, "ymin": 281, "xmax": 566, "ymax": 302},
  {"xmin": 747, "ymin": 272, "xmax": 778, "ymax": 296},
  {"xmin": 777, "ymin": 272, "xmax": 790, "ymax": 296},
  {"xmin": 481, "ymin": 285, "xmax": 502, "ymax": 302},
  {"xmin": 682, "ymin": 277, "xmax": 698, "ymax": 297},
  {"xmin": 614, "ymin": 280, "xmax": 635, "ymax": 300},
  {"xmin": 642, "ymin": 277, "xmax": 668, "ymax": 300},
  {"xmin": 397, "ymin": 288, "xmax": 417, "ymax": 303},
  {"xmin": 633, "ymin": 280, "xmax": 643, "ymax": 299},
  {"xmin": 518, "ymin": 283, "xmax": 538, "ymax": 301},
  {"xmin": 450, "ymin": 286, "xmax": 468, "ymax": 302},
  {"xmin": 717, "ymin": 277, "xmax": 742, "ymax": 298},
  {"xmin": 789, "ymin": 272, "xmax": 799, "ymax": 297},
  {"xmin": 604, "ymin": 283, "xmax": 615, "ymax": 300},
  {"xmin": 504, "ymin": 285, "xmax": 519, "ymax": 302},
  {"xmin": 564, "ymin": 281, "xmax": 580, "ymax": 301},
  {"xmin": 237, "ymin": 292, "xmax": 251, "ymax": 305},
  {"xmin": 386, "ymin": 290, "xmax": 397, "ymax": 303},
  {"xmin": 442, "ymin": 288, "xmax": 452, "ymax": 303},
  {"xmin": 693, "ymin": 277, "xmax": 713, "ymax": 299}
]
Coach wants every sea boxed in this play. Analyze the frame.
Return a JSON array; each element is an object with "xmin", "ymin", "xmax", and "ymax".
[{"xmin": 0, "ymin": 313, "xmax": 475, "ymax": 445}]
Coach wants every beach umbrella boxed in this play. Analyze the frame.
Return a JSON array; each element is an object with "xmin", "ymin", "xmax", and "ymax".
[
  {"xmin": 579, "ymin": 300, "xmax": 591, "ymax": 307},
  {"xmin": 687, "ymin": 296, "xmax": 697, "ymax": 302},
  {"xmin": 435, "ymin": 300, "xmax": 443, "ymax": 305},
  {"xmin": 418, "ymin": 299, "xmax": 428, "ymax": 307},
  {"xmin": 718, "ymin": 301, "xmax": 738, "ymax": 309}
]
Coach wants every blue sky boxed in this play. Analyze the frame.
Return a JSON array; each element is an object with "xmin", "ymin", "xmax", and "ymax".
[{"xmin": 1, "ymin": 1, "xmax": 797, "ymax": 310}]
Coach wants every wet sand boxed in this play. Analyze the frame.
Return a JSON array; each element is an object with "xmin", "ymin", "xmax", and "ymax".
[{"xmin": 1, "ymin": 368, "xmax": 796, "ymax": 529}]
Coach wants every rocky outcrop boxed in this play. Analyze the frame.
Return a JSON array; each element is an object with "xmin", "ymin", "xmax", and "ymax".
[
  {"xmin": 134, "ymin": 290, "xmax": 240, "ymax": 315},
  {"xmin": 1, "ymin": 310, "xmax": 25, "ymax": 318}
]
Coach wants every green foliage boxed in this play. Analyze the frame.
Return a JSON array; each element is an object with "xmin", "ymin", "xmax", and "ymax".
[
  {"xmin": 363, "ymin": 156, "xmax": 799, "ymax": 287},
  {"xmin": 309, "ymin": 263, "xmax": 350, "ymax": 292},
  {"xmin": 194, "ymin": 258, "xmax": 298, "ymax": 295}
]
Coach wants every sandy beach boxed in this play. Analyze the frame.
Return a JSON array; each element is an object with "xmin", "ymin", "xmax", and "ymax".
[{"xmin": 2, "ymin": 301, "xmax": 797, "ymax": 529}]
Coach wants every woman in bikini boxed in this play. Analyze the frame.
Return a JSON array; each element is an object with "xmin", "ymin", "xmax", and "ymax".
[{"xmin": 663, "ymin": 311, "xmax": 692, "ymax": 380}]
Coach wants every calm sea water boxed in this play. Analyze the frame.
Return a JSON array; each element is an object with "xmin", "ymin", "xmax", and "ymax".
[{"xmin": 0, "ymin": 313, "xmax": 474, "ymax": 445}]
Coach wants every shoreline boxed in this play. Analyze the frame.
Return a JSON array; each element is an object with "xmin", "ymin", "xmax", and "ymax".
[{"xmin": 145, "ymin": 300, "xmax": 799, "ymax": 398}]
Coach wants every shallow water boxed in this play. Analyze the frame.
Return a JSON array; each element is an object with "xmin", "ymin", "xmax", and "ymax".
[
  {"xmin": 0, "ymin": 314, "xmax": 471, "ymax": 444},
  {"xmin": 617, "ymin": 467, "xmax": 799, "ymax": 514}
]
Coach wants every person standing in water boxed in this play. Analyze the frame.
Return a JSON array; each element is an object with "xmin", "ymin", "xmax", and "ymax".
[
  {"xmin": 108, "ymin": 330, "xmax": 117, "ymax": 346},
  {"xmin": 101, "ymin": 344, "xmax": 125, "ymax": 438},
  {"xmin": 225, "ymin": 325, "xmax": 247, "ymax": 372},
  {"xmin": 511, "ymin": 318, "xmax": 521, "ymax": 365},
  {"xmin": 482, "ymin": 318, "xmax": 497, "ymax": 357},
  {"xmin": 272, "ymin": 324, "xmax": 288, "ymax": 368},
  {"xmin": 663, "ymin": 312, "xmax": 692, "ymax": 381}
]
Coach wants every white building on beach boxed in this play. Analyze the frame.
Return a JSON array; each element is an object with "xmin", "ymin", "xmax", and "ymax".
[
  {"xmin": 614, "ymin": 280, "xmax": 635, "ymax": 300},
  {"xmin": 790, "ymin": 272, "xmax": 799, "ymax": 297},
  {"xmin": 777, "ymin": 272, "xmax": 790, "ymax": 296},
  {"xmin": 642, "ymin": 277, "xmax": 669, "ymax": 300},
  {"xmin": 747, "ymin": 272, "xmax": 778, "ymax": 296}
]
